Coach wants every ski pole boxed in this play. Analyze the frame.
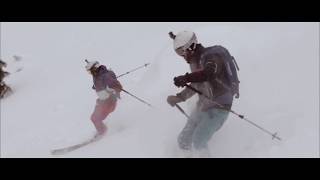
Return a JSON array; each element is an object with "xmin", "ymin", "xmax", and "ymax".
[
  {"xmin": 121, "ymin": 88, "xmax": 153, "ymax": 107},
  {"xmin": 116, "ymin": 63, "xmax": 150, "ymax": 78},
  {"xmin": 84, "ymin": 60, "xmax": 152, "ymax": 107},
  {"xmin": 85, "ymin": 60, "xmax": 150, "ymax": 79},
  {"xmin": 175, "ymin": 103, "xmax": 192, "ymax": 120},
  {"xmin": 184, "ymin": 84, "xmax": 282, "ymax": 141}
]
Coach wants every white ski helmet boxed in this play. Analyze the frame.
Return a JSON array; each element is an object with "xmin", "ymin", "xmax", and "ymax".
[
  {"xmin": 85, "ymin": 61, "xmax": 100, "ymax": 71},
  {"xmin": 173, "ymin": 31, "xmax": 198, "ymax": 54}
]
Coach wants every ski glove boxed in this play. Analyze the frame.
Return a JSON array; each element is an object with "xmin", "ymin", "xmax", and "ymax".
[
  {"xmin": 174, "ymin": 71, "xmax": 209, "ymax": 87},
  {"xmin": 167, "ymin": 95, "xmax": 184, "ymax": 107},
  {"xmin": 174, "ymin": 74, "xmax": 189, "ymax": 87}
]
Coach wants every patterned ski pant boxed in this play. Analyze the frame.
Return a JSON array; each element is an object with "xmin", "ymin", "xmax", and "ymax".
[{"xmin": 91, "ymin": 98, "xmax": 117, "ymax": 134}]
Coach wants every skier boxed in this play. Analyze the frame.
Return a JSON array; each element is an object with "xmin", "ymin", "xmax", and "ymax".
[
  {"xmin": 167, "ymin": 31, "xmax": 240, "ymax": 157},
  {"xmin": 86, "ymin": 60, "xmax": 123, "ymax": 137},
  {"xmin": 0, "ymin": 59, "xmax": 12, "ymax": 99}
]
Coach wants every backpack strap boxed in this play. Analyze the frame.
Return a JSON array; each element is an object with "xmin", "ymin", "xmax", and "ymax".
[{"xmin": 232, "ymin": 56, "xmax": 240, "ymax": 71}]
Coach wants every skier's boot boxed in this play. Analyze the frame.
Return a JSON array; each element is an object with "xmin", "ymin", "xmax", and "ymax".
[{"xmin": 94, "ymin": 123, "xmax": 107, "ymax": 139}]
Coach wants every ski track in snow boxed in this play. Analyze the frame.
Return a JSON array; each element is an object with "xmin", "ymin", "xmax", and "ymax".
[{"xmin": 1, "ymin": 22, "xmax": 319, "ymax": 158}]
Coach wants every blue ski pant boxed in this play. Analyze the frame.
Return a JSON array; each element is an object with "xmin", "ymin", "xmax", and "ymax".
[{"xmin": 178, "ymin": 107, "xmax": 230, "ymax": 150}]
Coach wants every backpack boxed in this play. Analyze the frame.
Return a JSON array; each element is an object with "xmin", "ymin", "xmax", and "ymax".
[
  {"xmin": 204, "ymin": 45, "xmax": 240, "ymax": 98},
  {"xmin": 224, "ymin": 55, "xmax": 240, "ymax": 98}
]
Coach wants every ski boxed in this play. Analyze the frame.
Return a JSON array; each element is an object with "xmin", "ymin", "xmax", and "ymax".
[{"xmin": 51, "ymin": 134, "xmax": 103, "ymax": 155}]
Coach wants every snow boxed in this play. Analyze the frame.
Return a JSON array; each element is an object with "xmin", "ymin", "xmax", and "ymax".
[{"xmin": 1, "ymin": 22, "xmax": 319, "ymax": 158}]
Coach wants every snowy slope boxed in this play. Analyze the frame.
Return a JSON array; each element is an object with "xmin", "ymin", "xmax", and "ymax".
[{"xmin": 1, "ymin": 22, "xmax": 319, "ymax": 158}]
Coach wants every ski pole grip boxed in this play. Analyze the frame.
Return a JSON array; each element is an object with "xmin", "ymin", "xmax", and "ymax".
[{"xmin": 85, "ymin": 59, "xmax": 89, "ymax": 63}]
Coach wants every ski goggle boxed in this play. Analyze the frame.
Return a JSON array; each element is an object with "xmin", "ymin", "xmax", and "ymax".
[{"xmin": 175, "ymin": 43, "xmax": 196, "ymax": 56}]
